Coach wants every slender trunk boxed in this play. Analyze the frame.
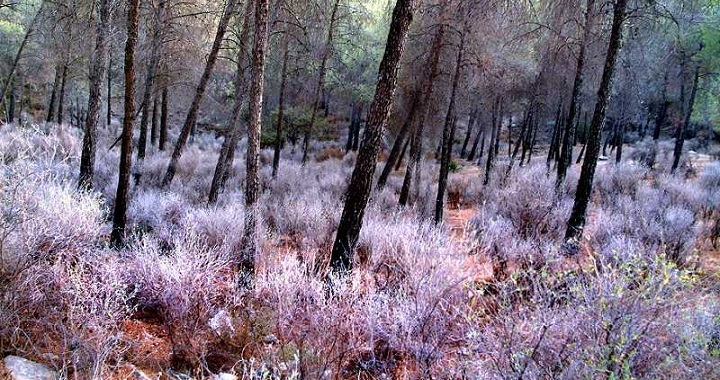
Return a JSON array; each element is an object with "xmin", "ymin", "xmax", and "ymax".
[
  {"xmin": 79, "ymin": 0, "xmax": 111, "ymax": 191},
  {"xmin": 484, "ymin": 98, "xmax": 499, "ymax": 185},
  {"xmin": 377, "ymin": 90, "xmax": 418, "ymax": 188},
  {"xmin": 435, "ymin": 32, "xmax": 464, "ymax": 224},
  {"xmin": 7, "ymin": 78, "xmax": 14, "ymax": 122},
  {"xmin": 159, "ymin": 85, "xmax": 168, "ymax": 150},
  {"xmin": 162, "ymin": 0, "xmax": 238, "ymax": 187},
  {"xmin": 301, "ymin": 0, "xmax": 341, "ymax": 165},
  {"xmin": 207, "ymin": 0, "xmax": 253, "ymax": 205},
  {"xmin": 57, "ymin": 64, "xmax": 67, "ymax": 124},
  {"xmin": 330, "ymin": 0, "xmax": 415, "ymax": 273},
  {"xmin": 467, "ymin": 121, "xmax": 483, "ymax": 161},
  {"xmin": 107, "ymin": 55, "xmax": 112, "ymax": 126},
  {"xmin": 111, "ymin": 0, "xmax": 140, "ymax": 247},
  {"xmin": 0, "ymin": 1, "xmax": 44, "ymax": 110},
  {"xmin": 399, "ymin": 11, "xmax": 447, "ymax": 206},
  {"xmin": 238, "ymin": 0, "xmax": 270, "ymax": 283},
  {"xmin": 151, "ymin": 94, "xmax": 159, "ymax": 145},
  {"xmin": 527, "ymin": 111, "xmax": 540, "ymax": 165},
  {"xmin": 615, "ymin": 121, "xmax": 624, "ymax": 163},
  {"xmin": 460, "ymin": 107, "xmax": 477, "ymax": 158},
  {"xmin": 273, "ymin": 35, "xmax": 290, "ymax": 178},
  {"xmin": 395, "ymin": 137, "xmax": 409, "ymax": 170},
  {"xmin": 671, "ymin": 65, "xmax": 699, "ymax": 174},
  {"xmin": 494, "ymin": 98, "xmax": 502, "ymax": 157},
  {"xmin": 648, "ymin": 70, "xmax": 669, "ymax": 168},
  {"xmin": 547, "ymin": 102, "xmax": 562, "ymax": 171},
  {"xmin": 47, "ymin": 65, "xmax": 61, "ymax": 123},
  {"xmin": 557, "ymin": 0, "xmax": 595, "ymax": 187},
  {"xmin": 565, "ymin": 0, "xmax": 628, "ymax": 241}
]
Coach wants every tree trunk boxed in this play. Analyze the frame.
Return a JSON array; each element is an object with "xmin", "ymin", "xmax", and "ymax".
[
  {"xmin": 107, "ymin": 55, "xmax": 113, "ymax": 126},
  {"xmin": 151, "ymin": 94, "xmax": 159, "ymax": 145},
  {"xmin": 330, "ymin": 0, "xmax": 415, "ymax": 273},
  {"xmin": 0, "ymin": 1, "xmax": 44, "ymax": 111},
  {"xmin": 467, "ymin": 121, "xmax": 483, "ymax": 162},
  {"xmin": 207, "ymin": 0, "xmax": 253, "ymax": 205},
  {"xmin": 162, "ymin": 0, "xmax": 238, "ymax": 187},
  {"xmin": 273, "ymin": 35, "xmax": 290, "ymax": 178},
  {"xmin": 399, "ymin": 7, "xmax": 447, "ymax": 206},
  {"xmin": 301, "ymin": 0, "xmax": 341, "ymax": 165},
  {"xmin": 159, "ymin": 85, "xmax": 168, "ymax": 151},
  {"xmin": 238, "ymin": 0, "xmax": 270, "ymax": 284},
  {"xmin": 79, "ymin": 0, "xmax": 111, "ymax": 191},
  {"xmin": 46, "ymin": 65, "xmax": 61, "ymax": 123},
  {"xmin": 565, "ymin": 0, "xmax": 628, "ymax": 241},
  {"xmin": 395, "ymin": 137, "xmax": 409, "ymax": 171},
  {"xmin": 57, "ymin": 64, "xmax": 67, "ymax": 124},
  {"xmin": 377, "ymin": 90, "xmax": 418, "ymax": 189},
  {"xmin": 671, "ymin": 65, "xmax": 699, "ymax": 174},
  {"xmin": 111, "ymin": 0, "xmax": 140, "ymax": 247},
  {"xmin": 557, "ymin": 0, "xmax": 595, "ymax": 187},
  {"xmin": 460, "ymin": 107, "xmax": 477, "ymax": 158},
  {"xmin": 435, "ymin": 32, "xmax": 464, "ymax": 225},
  {"xmin": 483, "ymin": 98, "xmax": 500, "ymax": 185},
  {"xmin": 7, "ymin": 78, "xmax": 14, "ymax": 122}
]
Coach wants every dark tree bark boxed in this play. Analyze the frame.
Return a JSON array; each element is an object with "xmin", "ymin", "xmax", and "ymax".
[
  {"xmin": 483, "ymin": 98, "xmax": 500, "ymax": 185},
  {"xmin": 615, "ymin": 120, "xmax": 624, "ymax": 163},
  {"xmin": 162, "ymin": 0, "xmax": 238, "ymax": 187},
  {"xmin": 494, "ymin": 98, "xmax": 502, "ymax": 159},
  {"xmin": 671, "ymin": 65, "xmax": 699, "ymax": 174},
  {"xmin": 399, "ymin": 8, "xmax": 446, "ymax": 206},
  {"xmin": 395, "ymin": 137, "xmax": 409, "ymax": 171},
  {"xmin": 57, "ymin": 64, "xmax": 67, "ymax": 124},
  {"xmin": 460, "ymin": 107, "xmax": 477, "ymax": 158},
  {"xmin": 7, "ymin": 78, "xmax": 14, "ymax": 122},
  {"xmin": 301, "ymin": 0, "xmax": 341, "ymax": 164},
  {"xmin": 330, "ymin": 0, "xmax": 416, "ymax": 273},
  {"xmin": 107, "ymin": 54, "xmax": 113, "ymax": 126},
  {"xmin": 151, "ymin": 94, "xmax": 159, "ymax": 146},
  {"xmin": 557, "ymin": 0, "xmax": 595, "ymax": 187},
  {"xmin": 346, "ymin": 101, "xmax": 363, "ymax": 152},
  {"xmin": 207, "ymin": 0, "xmax": 253, "ymax": 205},
  {"xmin": 238, "ymin": 0, "xmax": 270, "ymax": 283},
  {"xmin": 46, "ymin": 65, "xmax": 61, "ymax": 123},
  {"xmin": 273, "ymin": 34, "xmax": 290, "ymax": 178},
  {"xmin": 435, "ymin": 31, "xmax": 464, "ymax": 225},
  {"xmin": 159, "ymin": 85, "xmax": 168, "ymax": 151},
  {"xmin": 565, "ymin": 0, "xmax": 628, "ymax": 241},
  {"xmin": 467, "ymin": 121, "xmax": 484, "ymax": 162},
  {"xmin": 377, "ymin": 90, "xmax": 418, "ymax": 189},
  {"xmin": 547, "ymin": 102, "xmax": 563, "ymax": 171},
  {"xmin": 79, "ymin": 0, "xmax": 111, "ymax": 191},
  {"xmin": 111, "ymin": 0, "xmax": 140, "ymax": 247},
  {"xmin": 0, "ymin": 1, "xmax": 44, "ymax": 111}
]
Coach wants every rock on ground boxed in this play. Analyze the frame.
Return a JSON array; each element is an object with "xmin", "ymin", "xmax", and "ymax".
[{"xmin": 3, "ymin": 356, "xmax": 57, "ymax": 380}]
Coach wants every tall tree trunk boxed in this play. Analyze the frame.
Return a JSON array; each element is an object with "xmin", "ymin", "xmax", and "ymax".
[
  {"xmin": 565, "ymin": 0, "xmax": 628, "ymax": 241},
  {"xmin": 301, "ymin": 0, "xmax": 341, "ymax": 164},
  {"xmin": 273, "ymin": 35, "xmax": 290, "ymax": 178},
  {"xmin": 151, "ymin": 94, "xmax": 159, "ymax": 145},
  {"xmin": 7, "ymin": 78, "xmax": 14, "ymax": 122},
  {"xmin": 159, "ymin": 85, "xmax": 168, "ymax": 151},
  {"xmin": 162, "ymin": 0, "xmax": 238, "ymax": 187},
  {"xmin": 648, "ymin": 69, "xmax": 669, "ymax": 168},
  {"xmin": 57, "ymin": 64, "xmax": 67, "ymax": 124},
  {"xmin": 377, "ymin": 90, "xmax": 418, "ymax": 189},
  {"xmin": 483, "ymin": 98, "xmax": 499, "ymax": 185},
  {"xmin": 238, "ymin": 0, "xmax": 270, "ymax": 284},
  {"xmin": 207, "ymin": 0, "xmax": 253, "ymax": 205},
  {"xmin": 46, "ymin": 65, "xmax": 61, "ymax": 123},
  {"xmin": 0, "ymin": 1, "xmax": 44, "ymax": 111},
  {"xmin": 547, "ymin": 102, "xmax": 562, "ymax": 172},
  {"xmin": 79, "ymin": 0, "xmax": 111, "ymax": 191},
  {"xmin": 330, "ymin": 0, "xmax": 415, "ymax": 273},
  {"xmin": 460, "ymin": 107, "xmax": 477, "ymax": 158},
  {"xmin": 467, "ymin": 121, "xmax": 484, "ymax": 162},
  {"xmin": 557, "ymin": 0, "xmax": 595, "ymax": 187},
  {"xmin": 435, "ymin": 32, "xmax": 464, "ymax": 225},
  {"xmin": 111, "ymin": 0, "xmax": 140, "ymax": 247},
  {"xmin": 107, "ymin": 55, "xmax": 113, "ymax": 126},
  {"xmin": 671, "ymin": 65, "xmax": 699, "ymax": 174},
  {"xmin": 399, "ymin": 7, "xmax": 447, "ymax": 206},
  {"xmin": 395, "ymin": 137, "xmax": 409, "ymax": 171}
]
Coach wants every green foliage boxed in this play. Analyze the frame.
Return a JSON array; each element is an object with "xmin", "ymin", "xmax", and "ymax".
[
  {"xmin": 449, "ymin": 160, "xmax": 459, "ymax": 173},
  {"xmin": 262, "ymin": 106, "xmax": 333, "ymax": 148}
]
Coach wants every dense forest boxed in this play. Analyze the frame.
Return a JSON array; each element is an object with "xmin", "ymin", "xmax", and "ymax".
[{"xmin": 0, "ymin": 0, "xmax": 719, "ymax": 378}]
